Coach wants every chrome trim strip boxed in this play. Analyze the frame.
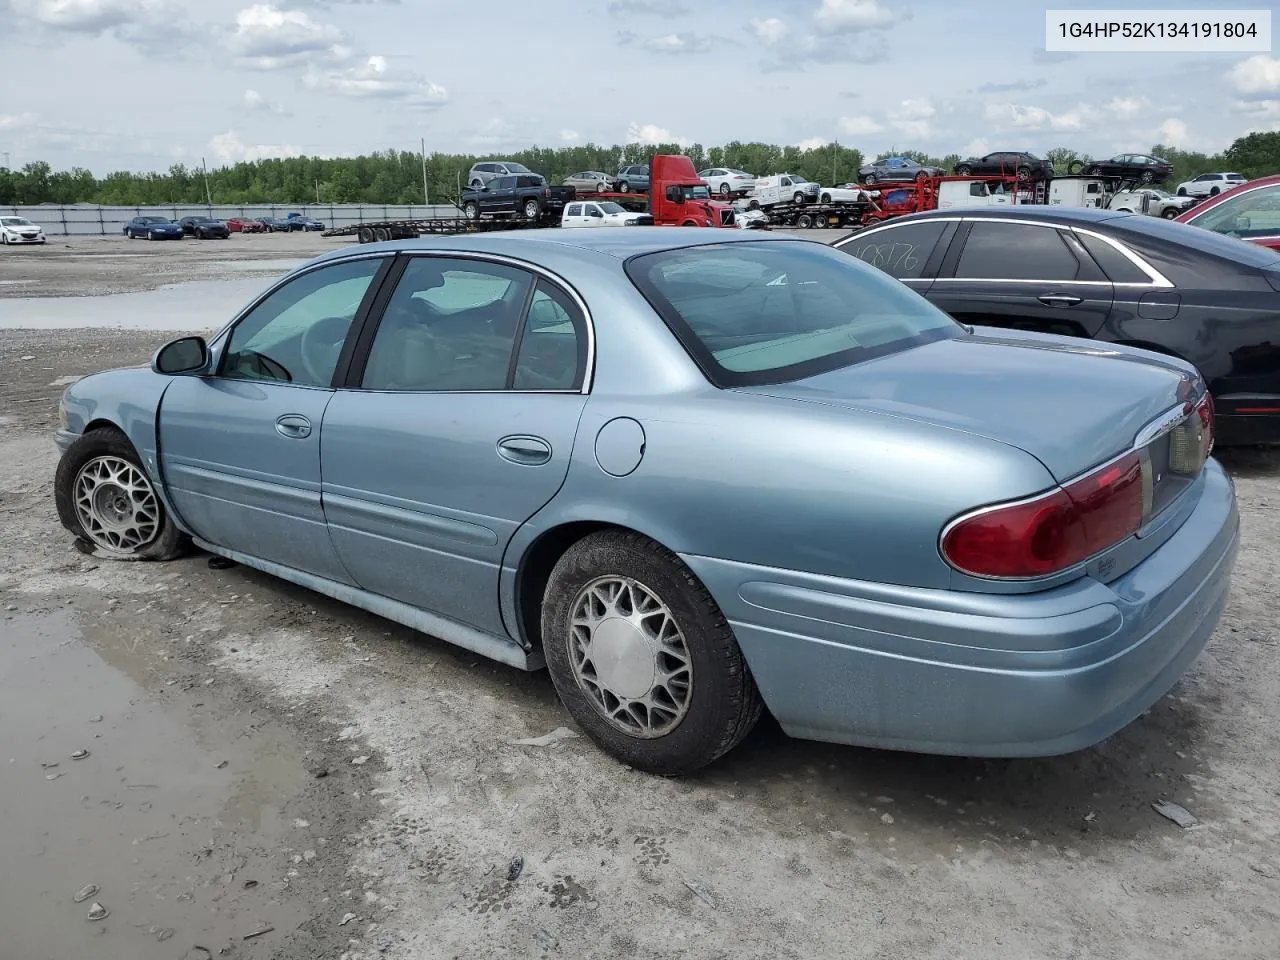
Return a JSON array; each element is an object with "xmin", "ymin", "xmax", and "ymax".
[{"xmin": 1068, "ymin": 225, "xmax": 1174, "ymax": 288}]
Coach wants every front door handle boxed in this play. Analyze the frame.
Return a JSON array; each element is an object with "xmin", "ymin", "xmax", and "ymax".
[
  {"xmin": 1038, "ymin": 294, "xmax": 1084, "ymax": 307},
  {"xmin": 497, "ymin": 435, "xmax": 552, "ymax": 466},
  {"xmin": 275, "ymin": 414, "xmax": 312, "ymax": 439}
]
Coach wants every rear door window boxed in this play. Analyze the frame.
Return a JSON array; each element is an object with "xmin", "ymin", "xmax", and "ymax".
[
  {"xmin": 837, "ymin": 220, "xmax": 954, "ymax": 280},
  {"xmin": 954, "ymin": 221, "xmax": 1085, "ymax": 281}
]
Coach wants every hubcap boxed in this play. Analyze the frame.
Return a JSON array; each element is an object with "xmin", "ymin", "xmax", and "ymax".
[
  {"xmin": 569, "ymin": 576, "xmax": 692, "ymax": 738},
  {"xmin": 72, "ymin": 455, "xmax": 161, "ymax": 555}
]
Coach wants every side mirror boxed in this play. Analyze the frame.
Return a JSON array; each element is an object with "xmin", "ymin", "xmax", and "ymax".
[{"xmin": 152, "ymin": 335, "xmax": 209, "ymax": 375}]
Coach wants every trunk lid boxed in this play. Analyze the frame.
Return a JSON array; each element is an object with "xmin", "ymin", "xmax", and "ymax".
[{"xmin": 740, "ymin": 329, "xmax": 1197, "ymax": 482}]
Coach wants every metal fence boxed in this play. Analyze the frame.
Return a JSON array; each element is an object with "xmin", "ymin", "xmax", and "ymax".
[{"xmin": 1, "ymin": 203, "xmax": 463, "ymax": 236}]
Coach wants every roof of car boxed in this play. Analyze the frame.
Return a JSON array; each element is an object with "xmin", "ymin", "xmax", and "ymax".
[{"xmin": 310, "ymin": 226, "xmax": 808, "ymax": 265}]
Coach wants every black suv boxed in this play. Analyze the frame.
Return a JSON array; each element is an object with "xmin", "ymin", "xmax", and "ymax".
[{"xmin": 954, "ymin": 151, "xmax": 1054, "ymax": 181}]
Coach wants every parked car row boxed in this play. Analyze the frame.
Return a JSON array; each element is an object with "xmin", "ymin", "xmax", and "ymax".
[{"xmin": 121, "ymin": 212, "xmax": 326, "ymax": 239}]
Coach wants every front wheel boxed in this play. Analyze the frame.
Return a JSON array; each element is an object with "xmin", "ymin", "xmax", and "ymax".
[
  {"xmin": 541, "ymin": 531, "xmax": 764, "ymax": 775},
  {"xmin": 617, "ymin": 181, "xmax": 630, "ymax": 192},
  {"xmin": 1140, "ymin": 170, "xmax": 1154, "ymax": 184},
  {"xmin": 719, "ymin": 183, "xmax": 732, "ymax": 197},
  {"xmin": 1161, "ymin": 208, "xmax": 1179, "ymax": 219},
  {"xmin": 463, "ymin": 202, "xmax": 479, "ymax": 221},
  {"xmin": 54, "ymin": 428, "xmax": 186, "ymax": 561},
  {"xmin": 1210, "ymin": 186, "xmax": 1221, "ymax": 196},
  {"xmin": 793, "ymin": 191, "xmax": 806, "ymax": 204},
  {"xmin": 820, "ymin": 192, "xmax": 832, "ymax": 204},
  {"xmin": 954, "ymin": 165, "xmax": 971, "ymax": 176}
]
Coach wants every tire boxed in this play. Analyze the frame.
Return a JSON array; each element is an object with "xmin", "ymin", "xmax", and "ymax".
[
  {"xmin": 374, "ymin": 227, "xmax": 390, "ymax": 242},
  {"xmin": 864, "ymin": 173, "xmax": 877, "ymax": 184},
  {"xmin": 463, "ymin": 202, "xmax": 480, "ymax": 221},
  {"xmin": 1210, "ymin": 186, "xmax": 1221, "ymax": 196},
  {"xmin": 793, "ymin": 191, "xmax": 806, "ymax": 204},
  {"xmin": 358, "ymin": 226, "xmax": 374, "ymax": 244},
  {"xmin": 540, "ymin": 530, "xmax": 764, "ymax": 776},
  {"xmin": 820, "ymin": 193, "xmax": 832, "ymax": 204},
  {"xmin": 955, "ymin": 165, "xmax": 971, "ymax": 176},
  {"xmin": 796, "ymin": 213, "xmax": 814, "ymax": 228},
  {"xmin": 1177, "ymin": 187, "xmax": 1188, "ymax": 196},
  {"xmin": 1140, "ymin": 170, "xmax": 1154, "ymax": 184},
  {"xmin": 1086, "ymin": 165, "xmax": 1101, "ymax": 176},
  {"xmin": 916, "ymin": 171, "xmax": 929, "ymax": 183},
  {"xmin": 618, "ymin": 181, "xmax": 630, "ymax": 192},
  {"xmin": 1016, "ymin": 165, "xmax": 1032, "ymax": 181},
  {"xmin": 54, "ymin": 427, "xmax": 186, "ymax": 561},
  {"xmin": 747, "ymin": 199, "xmax": 760, "ymax": 211},
  {"xmin": 149, "ymin": 231, "xmax": 159, "ymax": 241},
  {"xmin": 719, "ymin": 183, "xmax": 731, "ymax": 197},
  {"xmin": 470, "ymin": 179, "xmax": 483, "ymax": 188},
  {"xmin": 1161, "ymin": 208, "xmax": 1179, "ymax": 219},
  {"xmin": 523, "ymin": 199, "xmax": 542, "ymax": 220}
]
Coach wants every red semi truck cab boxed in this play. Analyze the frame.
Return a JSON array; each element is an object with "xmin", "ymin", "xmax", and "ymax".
[{"xmin": 647, "ymin": 154, "xmax": 736, "ymax": 227}]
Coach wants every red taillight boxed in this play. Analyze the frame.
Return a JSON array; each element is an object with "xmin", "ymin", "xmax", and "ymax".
[{"xmin": 942, "ymin": 451, "xmax": 1146, "ymax": 579}]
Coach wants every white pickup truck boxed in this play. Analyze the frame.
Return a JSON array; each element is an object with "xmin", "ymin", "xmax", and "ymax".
[
  {"xmin": 560, "ymin": 200, "xmax": 653, "ymax": 227},
  {"xmin": 933, "ymin": 179, "xmax": 1018, "ymax": 209}
]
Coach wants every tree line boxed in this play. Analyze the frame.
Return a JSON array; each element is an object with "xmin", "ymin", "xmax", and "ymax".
[{"xmin": 2, "ymin": 132, "xmax": 1277, "ymax": 208}]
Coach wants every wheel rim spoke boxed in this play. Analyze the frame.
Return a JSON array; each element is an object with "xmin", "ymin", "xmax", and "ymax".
[
  {"xmin": 568, "ymin": 575, "xmax": 693, "ymax": 739},
  {"xmin": 72, "ymin": 454, "xmax": 162, "ymax": 556}
]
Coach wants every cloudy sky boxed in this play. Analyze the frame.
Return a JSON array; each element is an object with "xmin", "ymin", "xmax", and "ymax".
[{"xmin": 0, "ymin": 0, "xmax": 1277, "ymax": 172}]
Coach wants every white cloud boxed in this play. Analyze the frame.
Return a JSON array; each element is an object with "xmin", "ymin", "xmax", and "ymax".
[
  {"xmin": 891, "ymin": 119, "xmax": 932, "ymax": 139},
  {"xmin": 644, "ymin": 32, "xmax": 712, "ymax": 54},
  {"xmin": 8, "ymin": 0, "xmax": 138, "ymax": 30},
  {"xmin": 1158, "ymin": 117, "xmax": 1190, "ymax": 146},
  {"xmin": 626, "ymin": 121, "xmax": 690, "ymax": 146},
  {"xmin": 0, "ymin": 112, "xmax": 38, "ymax": 130},
  {"xmin": 242, "ymin": 89, "xmax": 289, "ymax": 114},
  {"xmin": 1104, "ymin": 96, "xmax": 1150, "ymax": 120},
  {"xmin": 897, "ymin": 98, "xmax": 935, "ymax": 121},
  {"xmin": 959, "ymin": 137, "xmax": 990, "ymax": 157},
  {"xmin": 1228, "ymin": 55, "xmax": 1280, "ymax": 97},
  {"xmin": 228, "ymin": 4, "xmax": 349, "ymax": 69},
  {"xmin": 796, "ymin": 136, "xmax": 831, "ymax": 151},
  {"xmin": 983, "ymin": 102, "xmax": 1084, "ymax": 131},
  {"xmin": 751, "ymin": 17, "xmax": 787, "ymax": 44},
  {"xmin": 607, "ymin": 0, "xmax": 688, "ymax": 14},
  {"xmin": 560, "ymin": 129, "xmax": 580, "ymax": 142},
  {"xmin": 1233, "ymin": 99, "xmax": 1280, "ymax": 119},
  {"xmin": 837, "ymin": 115, "xmax": 884, "ymax": 136},
  {"xmin": 302, "ymin": 56, "xmax": 447, "ymax": 106},
  {"xmin": 209, "ymin": 130, "xmax": 301, "ymax": 164},
  {"xmin": 813, "ymin": 0, "xmax": 903, "ymax": 34}
]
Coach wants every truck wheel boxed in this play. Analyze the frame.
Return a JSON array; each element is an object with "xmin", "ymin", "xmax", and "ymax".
[
  {"xmin": 1209, "ymin": 186, "xmax": 1221, "ymax": 196},
  {"xmin": 358, "ymin": 227, "xmax": 374, "ymax": 243},
  {"xmin": 793, "ymin": 192, "xmax": 806, "ymax": 204},
  {"xmin": 463, "ymin": 202, "xmax": 480, "ymax": 220},
  {"xmin": 1161, "ymin": 208, "xmax": 1179, "ymax": 219},
  {"xmin": 820, "ymin": 192, "xmax": 832, "ymax": 204},
  {"xmin": 524, "ymin": 199, "xmax": 542, "ymax": 220},
  {"xmin": 374, "ymin": 227, "xmax": 390, "ymax": 242},
  {"xmin": 796, "ymin": 213, "xmax": 814, "ymax": 228},
  {"xmin": 540, "ymin": 530, "xmax": 764, "ymax": 776}
]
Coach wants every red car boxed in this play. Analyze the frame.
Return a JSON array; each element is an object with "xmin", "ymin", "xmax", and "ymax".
[
  {"xmin": 226, "ymin": 217, "xmax": 265, "ymax": 234},
  {"xmin": 1175, "ymin": 173, "xmax": 1280, "ymax": 251}
]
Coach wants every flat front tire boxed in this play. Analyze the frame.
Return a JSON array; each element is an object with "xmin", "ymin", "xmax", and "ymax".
[
  {"xmin": 541, "ymin": 531, "xmax": 764, "ymax": 776},
  {"xmin": 54, "ymin": 428, "xmax": 186, "ymax": 561}
]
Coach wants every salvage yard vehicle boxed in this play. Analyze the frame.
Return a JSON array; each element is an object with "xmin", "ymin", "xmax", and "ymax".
[
  {"xmin": 1082, "ymin": 153, "xmax": 1172, "ymax": 185},
  {"xmin": 645, "ymin": 154, "xmax": 736, "ymax": 227},
  {"xmin": 180, "ymin": 216, "xmax": 231, "ymax": 239},
  {"xmin": 834, "ymin": 206, "xmax": 1280, "ymax": 444},
  {"xmin": 561, "ymin": 200, "xmax": 653, "ymax": 227},
  {"xmin": 1175, "ymin": 171, "xmax": 1247, "ymax": 198},
  {"xmin": 226, "ymin": 217, "xmax": 266, "ymax": 233},
  {"xmin": 0, "ymin": 215, "xmax": 46, "ymax": 244},
  {"xmin": 563, "ymin": 171, "xmax": 617, "ymax": 193},
  {"xmin": 287, "ymin": 213, "xmax": 326, "ymax": 231},
  {"xmin": 52, "ymin": 228, "xmax": 1238, "ymax": 774},
  {"xmin": 1109, "ymin": 188, "xmax": 1195, "ymax": 220},
  {"xmin": 697, "ymin": 168, "xmax": 756, "ymax": 197},
  {"xmin": 467, "ymin": 160, "xmax": 535, "ymax": 189},
  {"xmin": 746, "ymin": 173, "xmax": 820, "ymax": 208},
  {"xmin": 858, "ymin": 156, "xmax": 942, "ymax": 184},
  {"xmin": 1176, "ymin": 173, "xmax": 1280, "ymax": 251},
  {"xmin": 616, "ymin": 164, "xmax": 650, "ymax": 192},
  {"xmin": 461, "ymin": 174, "xmax": 576, "ymax": 223},
  {"xmin": 954, "ymin": 151, "xmax": 1054, "ymax": 181},
  {"xmin": 124, "ymin": 216, "xmax": 184, "ymax": 240},
  {"xmin": 818, "ymin": 184, "xmax": 874, "ymax": 205},
  {"xmin": 259, "ymin": 216, "xmax": 296, "ymax": 232}
]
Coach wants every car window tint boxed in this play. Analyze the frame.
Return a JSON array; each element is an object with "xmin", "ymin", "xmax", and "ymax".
[
  {"xmin": 839, "ymin": 220, "xmax": 952, "ymax": 280},
  {"xmin": 513, "ymin": 282, "xmax": 587, "ymax": 391},
  {"xmin": 1186, "ymin": 185, "xmax": 1280, "ymax": 240},
  {"xmin": 627, "ymin": 241, "xmax": 958, "ymax": 387},
  {"xmin": 362, "ymin": 257, "xmax": 534, "ymax": 391},
  {"xmin": 1076, "ymin": 233, "xmax": 1152, "ymax": 283},
  {"xmin": 221, "ymin": 258, "xmax": 382, "ymax": 387},
  {"xmin": 955, "ymin": 222, "xmax": 1083, "ymax": 280},
  {"xmin": 566, "ymin": 203, "xmax": 582, "ymax": 216}
]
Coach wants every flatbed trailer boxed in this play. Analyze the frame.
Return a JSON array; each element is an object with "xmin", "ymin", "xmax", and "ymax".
[
  {"xmin": 324, "ymin": 215, "xmax": 565, "ymax": 243},
  {"xmin": 746, "ymin": 200, "xmax": 872, "ymax": 229}
]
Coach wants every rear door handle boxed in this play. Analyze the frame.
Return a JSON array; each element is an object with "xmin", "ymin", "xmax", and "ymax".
[
  {"xmin": 275, "ymin": 414, "xmax": 312, "ymax": 439},
  {"xmin": 1038, "ymin": 294, "xmax": 1084, "ymax": 307},
  {"xmin": 497, "ymin": 435, "xmax": 552, "ymax": 466}
]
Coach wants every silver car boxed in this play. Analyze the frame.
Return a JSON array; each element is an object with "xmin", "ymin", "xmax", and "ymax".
[
  {"xmin": 858, "ymin": 155, "xmax": 944, "ymax": 184},
  {"xmin": 562, "ymin": 171, "xmax": 617, "ymax": 193},
  {"xmin": 467, "ymin": 160, "xmax": 535, "ymax": 188},
  {"xmin": 52, "ymin": 229, "xmax": 1237, "ymax": 775}
]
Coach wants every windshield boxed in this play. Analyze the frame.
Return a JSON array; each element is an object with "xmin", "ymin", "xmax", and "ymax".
[
  {"xmin": 625, "ymin": 240, "xmax": 960, "ymax": 387},
  {"xmin": 1, "ymin": 217, "xmax": 32, "ymax": 226},
  {"xmin": 141, "ymin": 217, "xmax": 170, "ymax": 223},
  {"xmin": 674, "ymin": 184, "xmax": 711, "ymax": 200},
  {"xmin": 598, "ymin": 202, "xmax": 627, "ymax": 214}
]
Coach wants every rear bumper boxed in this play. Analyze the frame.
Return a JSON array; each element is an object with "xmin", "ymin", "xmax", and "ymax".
[{"xmin": 682, "ymin": 460, "xmax": 1238, "ymax": 757}]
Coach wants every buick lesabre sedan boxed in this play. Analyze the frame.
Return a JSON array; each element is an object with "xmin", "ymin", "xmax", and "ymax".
[{"xmin": 53, "ymin": 229, "xmax": 1238, "ymax": 774}]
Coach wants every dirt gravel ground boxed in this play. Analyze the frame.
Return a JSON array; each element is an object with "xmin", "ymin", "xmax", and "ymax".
[{"xmin": 2, "ymin": 238, "xmax": 1279, "ymax": 959}]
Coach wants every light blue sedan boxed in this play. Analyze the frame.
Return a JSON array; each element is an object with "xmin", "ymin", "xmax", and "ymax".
[{"xmin": 52, "ymin": 229, "xmax": 1239, "ymax": 774}]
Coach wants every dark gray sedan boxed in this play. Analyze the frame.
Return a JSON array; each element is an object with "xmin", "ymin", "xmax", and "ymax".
[{"xmin": 858, "ymin": 155, "xmax": 943, "ymax": 184}]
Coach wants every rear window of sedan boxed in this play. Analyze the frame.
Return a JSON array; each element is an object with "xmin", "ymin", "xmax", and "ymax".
[{"xmin": 625, "ymin": 240, "xmax": 960, "ymax": 387}]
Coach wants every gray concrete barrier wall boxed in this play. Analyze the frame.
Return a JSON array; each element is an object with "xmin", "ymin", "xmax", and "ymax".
[{"xmin": 1, "ymin": 204, "xmax": 463, "ymax": 236}]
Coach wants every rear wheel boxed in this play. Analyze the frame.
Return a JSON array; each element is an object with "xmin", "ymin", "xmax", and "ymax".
[
  {"xmin": 1140, "ymin": 170, "xmax": 1155, "ymax": 184},
  {"xmin": 1086, "ymin": 165, "xmax": 1101, "ymax": 176},
  {"xmin": 796, "ymin": 213, "xmax": 814, "ymax": 228},
  {"xmin": 358, "ymin": 226, "xmax": 374, "ymax": 243},
  {"xmin": 1177, "ymin": 187, "xmax": 1188, "ymax": 196},
  {"xmin": 524, "ymin": 199, "xmax": 542, "ymax": 220},
  {"xmin": 54, "ymin": 428, "xmax": 186, "ymax": 561},
  {"xmin": 463, "ymin": 202, "xmax": 480, "ymax": 221},
  {"xmin": 541, "ymin": 531, "xmax": 764, "ymax": 775},
  {"xmin": 820, "ymin": 193, "xmax": 832, "ymax": 204},
  {"xmin": 1016, "ymin": 165, "xmax": 1032, "ymax": 181},
  {"xmin": 374, "ymin": 227, "xmax": 390, "ymax": 242},
  {"xmin": 955, "ymin": 165, "xmax": 971, "ymax": 176}
]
